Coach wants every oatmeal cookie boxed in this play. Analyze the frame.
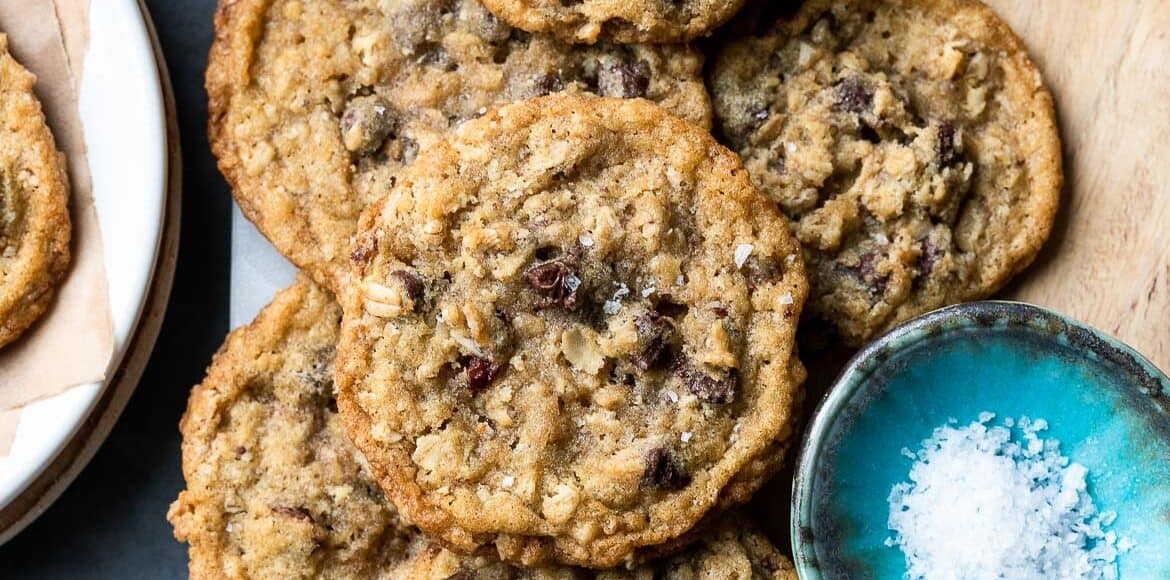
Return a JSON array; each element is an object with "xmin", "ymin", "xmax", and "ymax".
[
  {"xmin": 0, "ymin": 34, "xmax": 71, "ymax": 348},
  {"xmin": 167, "ymin": 280, "xmax": 415, "ymax": 579},
  {"xmin": 710, "ymin": 0, "xmax": 1062, "ymax": 345},
  {"xmin": 207, "ymin": 0, "xmax": 711, "ymax": 292},
  {"xmin": 478, "ymin": 0, "xmax": 745, "ymax": 44},
  {"xmin": 397, "ymin": 515, "xmax": 798, "ymax": 578},
  {"xmin": 336, "ymin": 95, "xmax": 807, "ymax": 568}
]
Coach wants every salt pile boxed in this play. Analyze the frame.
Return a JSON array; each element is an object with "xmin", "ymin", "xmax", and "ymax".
[{"xmin": 887, "ymin": 414, "xmax": 1129, "ymax": 580}]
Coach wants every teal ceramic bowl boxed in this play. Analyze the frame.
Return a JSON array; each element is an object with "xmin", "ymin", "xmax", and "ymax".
[{"xmin": 792, "ymin": 301, "xmax": 1170, "ymax": 578}]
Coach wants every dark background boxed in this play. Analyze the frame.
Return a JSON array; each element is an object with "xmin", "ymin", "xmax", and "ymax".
[{"xmin": 0, "ymin": 2, "xmax": 225, "ymax": 577}]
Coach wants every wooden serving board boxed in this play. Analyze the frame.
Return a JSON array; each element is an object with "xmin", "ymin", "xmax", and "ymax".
[{"xmin": 987, "ymin": 1, "xmax": 1170, "ymax": 373}]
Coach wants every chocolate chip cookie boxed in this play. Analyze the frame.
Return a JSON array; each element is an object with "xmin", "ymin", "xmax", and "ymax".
[
  {"xmin": 710, "ymin": 0, "xmax": 1062, "ymax": 345},
  {"xmin": 397, "ymin": 515, "xmax": 798, "ymax": 578},
  {"xmin": 207, "ymin": 0, "xmax": 711, "ymax": 293},
  {"xmin": 478, "ymin": 0, "xmax": 745, "ymax": 44},
  {"xmin": 0, "ymin": 35, "xmax": 71, "ymax": 348},
  {"xmin": 336, "ymin": 95, "xmax": 807, "ymax": 568},
  {"xmin": 167, "ymin": 280, "xmax": 415, "ymax": 579}
]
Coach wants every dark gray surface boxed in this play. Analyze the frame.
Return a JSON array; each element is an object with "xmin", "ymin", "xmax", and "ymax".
[{"xmin": 0, "ymin": 1, "xmax": 227, "ymax": 577}]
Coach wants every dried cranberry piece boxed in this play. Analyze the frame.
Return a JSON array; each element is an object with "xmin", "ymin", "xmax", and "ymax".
[
  {"xmin": 916, "ymin": 239, "xmax": 943, "ymax": 278},
  {"xmin": 351, "ymin": 232, "xmax": 378, "ymax": 270},
  {"xmin": 391, "ymin": 270, "xmax": 425, "ymax": 306},
  {"xmin": 837, "ymin": 250, "xmax": 890, "ymax": 296},
  {"xmin": 465, "ymin": 356, "xmax": 501, "ymax": 391},
  {"xmin": 857, "ymin": 251, "xmax": 890, "ymax": 295},
  {"xmin": 524, "ymin": 258, "xmax": 582, "ymax": 310}
]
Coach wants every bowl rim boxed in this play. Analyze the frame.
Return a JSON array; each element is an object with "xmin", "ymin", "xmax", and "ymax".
[{"xmin": 789, "ymin": 300, "xmax": 1170, "ymax": 578}]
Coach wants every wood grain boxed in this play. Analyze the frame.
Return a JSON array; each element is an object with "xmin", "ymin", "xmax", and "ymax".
[{"xmin": 986, "ymin": 0, "xmax": 1170, "ymax": 372}]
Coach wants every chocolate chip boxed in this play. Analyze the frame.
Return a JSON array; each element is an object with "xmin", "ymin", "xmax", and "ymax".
[
  {"xmin": 534, "ymin": 73, "xmax": 565, "ymax": 96},
  {"xmin": 710, "ymin": 305, "xmax": 729, "ymax": 318},
  {"xmin": 834, "ymin": 76, "xmax": 873, "ymax": 114},
  {"xmin": 234, "ymin": 446, "xmax": 247, "ymax": 456},
  {"xmin": 391, "ymin": 270, "xmax": 425, "ymax": 306},
  {"xmin": 936, "ymin": 121, "xmax": 959, "ymax": 166},
  {"xmin": 675, "ymin": 361, "xmax": 737, "ymax": 404},
  {"xmin": 598, "ymin": 58, "xmax": 651, "ymax": 99},
  {"xmin": 465, "ymin": 356, "xmax": 501, "ymax": 391},
  {"xmin": 524, "ymin": 259, "xmax": 582, "ymax": 311},
  {"xmin": 633, "ymin": 311, "xmax": 674, "ymax": 370},
  {"xmin": 271, "ymin": 506, "xmax": 314, "ymax": 523},
  {"xmin": 340, "ymin": 96, "xmax": 397, "ymax": 156},
  {"xmin": 643, "ymin": 447, "xmax": 690, "ymax": 490}
]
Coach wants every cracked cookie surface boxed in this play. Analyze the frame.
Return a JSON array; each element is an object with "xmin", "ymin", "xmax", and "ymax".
[
  {"xmin": 207, "ymin": 0, "xmax": 711, "ymax": 293},
  {"xmin": 710, "ymin": 0, "xmax": 1061, "ymax": 345},
  {"xmin": 479, "ymin": 0, "xmax": 745, "ymax": 44},
  {"xmin": 167, "ymin": 280, "xmax": 415, "ymax": 579},
  {"xmin": 0, "ymin": 35, "xmax": 71, "ymax": 349},
  {"xmin": 336, "ymin": 95, "xmax": 807, "ymax": 568}
]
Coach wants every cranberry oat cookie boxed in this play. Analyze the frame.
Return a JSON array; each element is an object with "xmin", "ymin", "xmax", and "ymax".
[
  {"xmin": 397, "ymin": 515, "xmax": 798, "ymax": 578},
  {"xmin": 0, "ymin": 34, "xmax": 71, "ymax": 348},
  {"xmin": 207, "ymin": 0, "xmax": 711, "ymax": 293},
  {"xmin": 710, "ymin": 0, "xmax": 1061, "ymax": 345},
  {"xmin": 166, "ymin": 280, "xmax": 798, "ymax": 579},
  {"xmin": 336, "ymin": 95, "xmax": 807, "ymax": 568},
  {"xmin": 478, "ymin": 0, "xmax": 745, "ymax": 44},
  {"xmin": 167, "ymin": 280, "xmax": 414, "ymax": 579}
]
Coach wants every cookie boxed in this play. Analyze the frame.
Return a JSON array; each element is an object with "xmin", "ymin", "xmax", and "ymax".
[
  {"xmin": 710, "ymin": 0, "xmax": 1062, "ymax": 345},
  {"xmin": 335, "ymin": 94, "xmax": 807, "ymax": 568},
  {"xmin": 0, "ymin": 34, "xmax": 71, "ymax": 348},
  {"xmin": 167, "ymin": 280, "xmax": 415, "ymax": 579},
  {"xmin": 207, "ymin": 0, "xmax": 711, "ymax": 293},
  {"xmin": 478, "ymin": 0, "xmax": 745, "ymax": 44},
  {"xmin": 397, "ymin": 515, "xmax": 798, "ymax": 578}
]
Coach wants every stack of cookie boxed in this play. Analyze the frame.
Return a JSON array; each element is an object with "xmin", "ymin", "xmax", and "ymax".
[{"xmin": 170, "ymin": 0, "xmax": 1061, "ymax": 577}]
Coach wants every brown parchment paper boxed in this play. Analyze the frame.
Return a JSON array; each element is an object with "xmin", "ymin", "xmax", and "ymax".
[{"xmin": 0, "ymin": 0, "xmax": 113, "ymax": 455}]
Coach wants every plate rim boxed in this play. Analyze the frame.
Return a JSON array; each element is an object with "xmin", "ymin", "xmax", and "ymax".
[{"xmin": 0, "ymin": 0, "xmax": 169, "ymax": 513}]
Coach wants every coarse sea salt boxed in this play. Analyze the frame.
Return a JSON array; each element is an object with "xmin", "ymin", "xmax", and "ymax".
[
  {"xmin": 734, "ymin": 244, "xmax": 754, "ymax": 268},
  {"xmin": 887, "ymin": 414, "xmax": 1129, "ymax": 580}
]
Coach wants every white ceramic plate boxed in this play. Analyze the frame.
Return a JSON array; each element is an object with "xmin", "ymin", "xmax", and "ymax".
[{"xmin": 0, "ymin": 1, "xmax": 167, "ymax": 510}]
